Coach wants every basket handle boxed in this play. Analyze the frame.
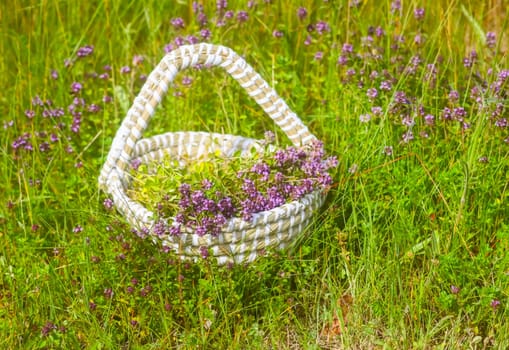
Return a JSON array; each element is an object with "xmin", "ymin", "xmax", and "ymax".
[{"xmin": 100, "ymin": 44, "xmax": 317, "ymax": 185}]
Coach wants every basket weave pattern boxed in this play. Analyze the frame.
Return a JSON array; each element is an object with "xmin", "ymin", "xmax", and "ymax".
[{"xmin": 99, "ymin": 44, "xmax": 326, "ymax": 264}]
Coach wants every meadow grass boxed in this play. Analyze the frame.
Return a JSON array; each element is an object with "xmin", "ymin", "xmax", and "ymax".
[{"xmin": 1, "ymin": 0, "xmax": 508, "ymax": 348}]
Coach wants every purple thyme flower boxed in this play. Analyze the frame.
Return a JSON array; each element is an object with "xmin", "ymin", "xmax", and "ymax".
[
  {"xmin": 383, "ymin": 146, "xmax": 393, "ymax": 156},
  {"xmin": 237, "ymin": 10, "xmax": 249, "ymax": 22},
  {"xmin": 337, "ymin": 55, "xmax": 348, "ymax": 65},
  {"xmin": 367, "ymin": 88, "xmax": 378, "ymax": 100},
  {"xmin": 297, "ymin": 7, "xmax": 308, "ymax": 20},
  {"xmin": 315, "ymin": 21, "xmax": 330, "ymax": 35},
  {"xmin": 425, "ymin": 114, "xmax": 435, "ymax": 125},
  {"xmin": 77, "ymin": 45, "xmax": 94, "ymax": 57},
  {"xmin": 71, "ymin": 82, "xmax": 82, "ymax": 93},
  {"xmin": 359, "ymin": 114, "xmax": 371, "ymax": 123},
  {"xmin": 486, "ymin": 32, "xmax": 496, "ymax": 48},
  {"xmin": 371, "ymin": 106, "xmax": 383, "ymax": 116},
  {"xmin": 391, "ymin": 0, "xmax": 401, "ymax": 12},
  {"xmin": 314, "ymin": 51, "xmax": 323, "ymax": 60},
  {"xmin": 120, "ymin": 66, "xmax": 131, "ymax": 74},
  {"xmin": 171, "ymin": 17, "xmax": 185, "ymax": 29},
  {"xmin": 103, "ymin": 198, "xmax": 114, "ymax": 210},
  {"xmin": 380, "ymin": 80, "xmax": 392, "ymax": 91},
  {"xmin": 200, "ymin": 29, "xmax": 211, "ymax": 40},
  {"xmin": 402, "ymin": 131, "xmax": 414, "ymax": 143},
  {"xmin": 104, "ymin": 288, "xmax": 114, "ymax": 299},
  {"xmin": 491, "ymin": 299, "xmax": 501, "ymax": 310},
  {"xmin": 342, "ymin": 43, "xmax": 353, "ymax": 54},
  {"xmin": 414, "ymin": 8, "xmax": 425, "ymax": 20},
  {"xmin": 216, "ymin": 0, "xmax": 227, "ymax": 12},
  {"xmin": 272, "ymin": 30, "xmax": 283, "ymax": 38}
]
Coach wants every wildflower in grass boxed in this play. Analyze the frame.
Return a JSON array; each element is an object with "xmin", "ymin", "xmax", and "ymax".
[
  {"xmin": 224, "ymin": 10, "xmax": 234, "ymax": 19},
  {"xmin": 272, "ymin": 30, "xmax": 283, "ymax": 38},
  {"xmin": 383, "ymin": 146, "xmax": 393, "ymax": 156},
  {"xmin": 402, "ymin": 115, "xmax": 414, "ymax": 127},
  {"xmin": 187, "ymin": 35, "xmax": 199, "ymax": 44},
  {"xmin": 216, "ymin": 0, "xmax": 227, "ymax": 11},
  {"xmin": 71, "ymin": 82, "xmax": 82, "ymax": 94},
  {"xmin": 486, "ymin": 32, "xmax": 496, "ymax": 48},
  {"xmin": 380, "ymin": 80, "xmax": 392, "ymax": 91},
  {"xmin": 102, "ymin": 95, "xmax": 112, "ymax": 104},
  {"xmin": 197, "ymin": 12, "xmax": 208, "ymax": 27},
  {"xmin": 25, "ymin": 109, "xmax": 35, "ymax": 119},
  {"xmin": 359, "ymin": 114, "xmax": 371, "ymax": 123},
  {"xmin": 200, "ymin": 29, "xmax": 211, "ymax": 40},
  {"xmin": 77, "ymin": 45, "xmax": 94, "ymax": 57},
  {"xmin": 51, "ymin": 69, "xmax": 58, "ymax": 80},
  {"xmin": 120, "ymin": 66, "xmax": 131, "ymax": 74},
  {"xmin": 491, "ymin": 299, "xmax": 501, "ymax": 310},
  {"xmin": 314, "ymin": 51, "xmax": 323, "ymax": 60},
  {"xmin": 171, "ymin": 17, "xmax": 185, "ymax": 29},
  {"xmin": 414, "ymin": 33, "xmax": 423, "ymax": 45},
  {"xmin": 450, "ymin": 285, "xmax": 460, "ymax": 294},
  {"xmin": 237, "ymin": 10, "xmax": 249, "ymax": 22},
  {"xmin": 414, "ymin": 8, "xmax": 425, "ymax": 20},
  {"xmin": 424, "ymin": 114, "xmax": 435, "ymax": 125},
  {"xmin": 366, "ymin": 107, "xmax": 381, "ymax": 118},
  {"xmin": 478, "ymin": 156, "xmax": 488, "ymax": 163},
  {"xmin": 342, "ymin": 43, "xmax": 353, "ymax": 54},
  {"xmin": 448, "ymin": 90, "xmax": 459, "ymax": 103},
  {"xmin": 453, "ymin": 107, "xmax": 466, "ymax": 121},
  {"xmin": 337, "ymin": 55, "xmax": 348, "ymax": 65},
  {"xmin": 41, "ymin": 322, "xmax": 57, "ymax": 337},
  {"xmin": 391, "ymin": 0, "xmax": 401, "ymax": 12},
  {"xmin": 104, "ymin": 288, "xmax": 113, "ymax": 299},
  {"xmin": 297, "ymin": 7, "xmax": 308, "ymax": 20},
  {"xmin": 367, "ymin": 88, "xmax": 378, "ymax": 100},
  {"xmin": 132, "ymin": 55, "xmax": 144, "ymax": 66},
  {"xmin": 73, "ymin": 225, "xmax": 83, "ymax": 233},
  {"xmin": 315, "ymin": 21, "xmax": 330, "ymax": 35},
  {"xmin": 304, "ymin": 35, "xmax": 312, "ymax": 46},
  {"xmin": 182, "ymin": 76, "xmax": 193, "ymax": 86},
  {"xmin": 402, "ymin": 131, "xmax": 414, "ymax": 143}
]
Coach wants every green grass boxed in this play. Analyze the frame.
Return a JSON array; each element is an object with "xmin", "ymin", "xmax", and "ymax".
[{"xmin": 1, "ymin": 0, "xmax": 508, "ymax": 348}]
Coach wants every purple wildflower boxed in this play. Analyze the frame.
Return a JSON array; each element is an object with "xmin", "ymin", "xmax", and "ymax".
[
  {"xmin": 120, "ymin": 66, "xmax": 131, "ymax": 74},
  {"xmin": 383, "ymin": 146, "xmax": 393, "ymax": 156},
  {"xmin": 342, "ymin": 43, "xmax": 353, "ymax": 54},
  {"xmin": 491, "ymin": 299, "xmax": 501, "ymax": 310},
  {"xmin": 104, "ymin": 288, "xmax": 114, "ymax": 299},
  {"xmin": 359, "ymin": 114, "xmax": 371, "ymax": 123},
  {"xmin": 486, "ymin": 32, "xmax": 496, "ymax": 48},
  {"xmin": 171, "ymin": 17, "xmax": 185, "ymax": 29},
  {"xmin": 314, "ymin": 51, "xmax": 323, "ymax": 60},
  {"xmin": 71, "ymin": 82, "xmax": 82, "ymax": 93},
  {"xmin": 51, "ymin": 69, "xmax": 58, "ymax": 80},
  {"xmin": 297, "ymin": 7, "xmax": 308, "ymax": 20},
  {"xmin": 367, "ymin": 88, "xmax": 378, "ymax": 100},
  {"xmin": 77, "ymin": 45, "xmax": 94, "ymax": 57},
  {"xmin": 450, "ymin": 285, "xmax": 460, "ymax": 294},
  {"xmin": 272, "ymin": 30, "xmax": 283, "ymax": 38},
  {"xmin": 315, "ymin": 21, "xmax": 330, "ymax": 35},
  {"xmin": 200, "ymin": 29, "xmax": 211, "ymax": 40},
  {"xmin": 414, "ymin": 8, "xmax": 425, "ymax": 20},
  {"xmin": 237, "ymin": 10, "xmax": 249, "ymax": 22},
  {"xmin": 424, "ymin": 114, "xmax": 435, "ymax": 126}
]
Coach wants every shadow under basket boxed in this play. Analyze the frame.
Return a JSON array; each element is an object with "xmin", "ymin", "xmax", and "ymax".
[{"xmin": 98, "ymin": 44, "xmax": 328, "ymax": 265}]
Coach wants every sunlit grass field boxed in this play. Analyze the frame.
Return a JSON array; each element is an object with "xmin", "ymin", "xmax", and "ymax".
[{"xmin": 1, "ymin": 0, "xmax": 508, "ymax": 348}]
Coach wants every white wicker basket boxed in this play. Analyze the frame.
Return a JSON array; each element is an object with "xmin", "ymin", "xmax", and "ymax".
[{"xmin": 98, "ymin": 44, "xmax": 326, "ymax": 264}]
